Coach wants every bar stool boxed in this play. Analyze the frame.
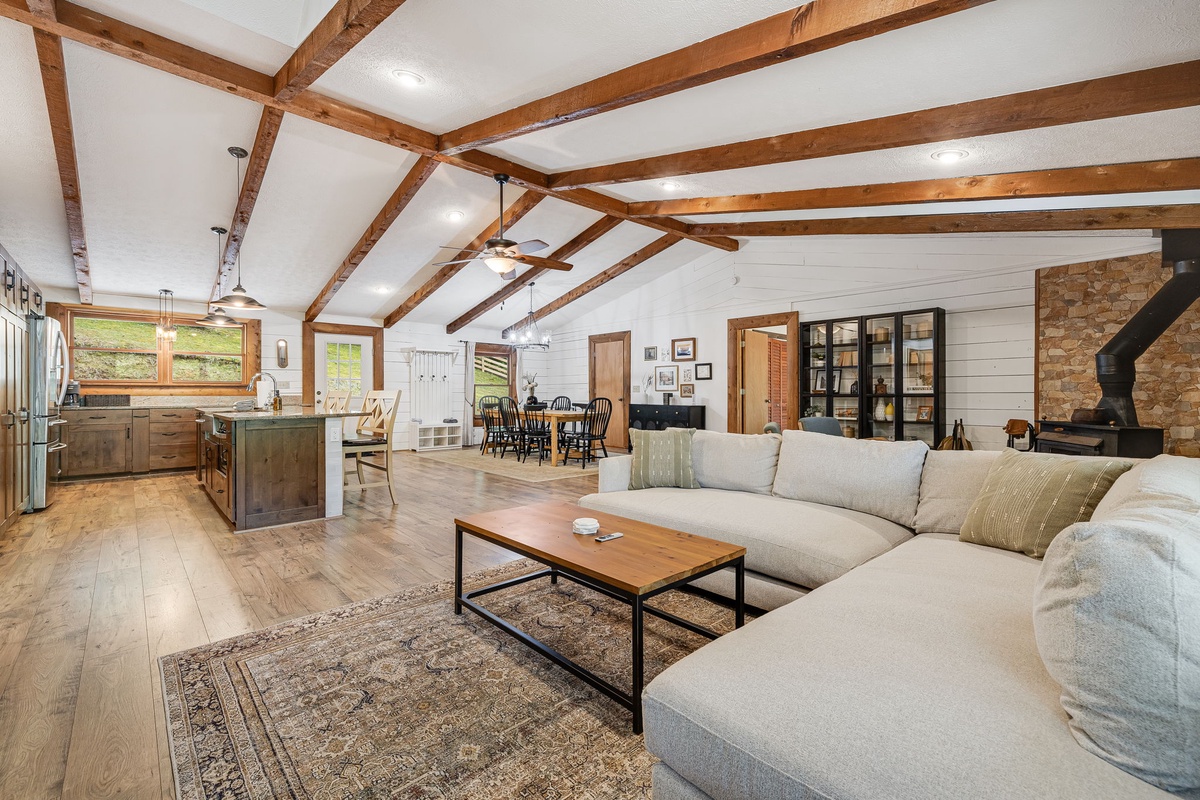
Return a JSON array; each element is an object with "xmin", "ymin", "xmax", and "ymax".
[{"xmin": 343, "ymin": 389, "xmax": 400, "ymax": 505}]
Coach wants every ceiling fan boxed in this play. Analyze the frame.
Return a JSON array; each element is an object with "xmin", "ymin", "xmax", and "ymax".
[{"xmin": 433, "ymin": 173, "xmax": 573, "ymax": 281}]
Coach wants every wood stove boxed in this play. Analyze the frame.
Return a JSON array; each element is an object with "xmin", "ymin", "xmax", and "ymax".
[{"xmin": 1036, "ymin": 420, "xmax": 1164, "ymax": 458}]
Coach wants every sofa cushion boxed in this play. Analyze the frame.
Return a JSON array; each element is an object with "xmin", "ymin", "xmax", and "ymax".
[
  {"xmin": 914, "ymin": 449, "xmax": 1000, "ymax": 534},
  {"xmin": 578, "ymin": 488, "xmax": 911, "ymax": 590},
  {"xmin": 1034, "ymin": 455, "xmax": 1200, "ymax": 794},
  {"xmin": 691, "ymin": 431, "xmax": 781, "ymax": 495},
  {"xmin": 772, "ymin": 429, "xmax": 928, "ymax": 527},
  {"xmin": 959, "ymin": 449, "xmax": 1132, "ymax": 558},
  {"xmin": 628, "ymin": 428, "xmax": 699, "ymax": 490},
  {"xmin": 643, "ymin": 535, "xmax": 1173, "ymax": 800}
]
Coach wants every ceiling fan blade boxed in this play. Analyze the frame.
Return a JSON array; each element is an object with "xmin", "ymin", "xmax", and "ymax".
[
  {"xmin": 432, "ymin": 258, "xmax": 480, "ymax": 267},
  {"xmin": 437, "ymin": 244, "xmax": 488, "ymax": 254},
  {"xmin": 512, "ymin": 255, "xmax": 573, "ymax": 272},
  {"xmin": 515, "ymin": 239, "xmax": 549, "ymax": 254}
]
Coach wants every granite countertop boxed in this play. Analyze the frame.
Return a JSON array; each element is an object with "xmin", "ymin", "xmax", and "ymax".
[{"xmin": 196, "ymin": 407, "xmax": 360, "ymax": 422}]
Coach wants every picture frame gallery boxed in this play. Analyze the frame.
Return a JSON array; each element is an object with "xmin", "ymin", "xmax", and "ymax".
[{"xmin": 655, "ymin": 365, "xmax": 679, "ymax": 391}]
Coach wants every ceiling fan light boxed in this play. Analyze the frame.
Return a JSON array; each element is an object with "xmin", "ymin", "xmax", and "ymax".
[{"xmin": 484, "ymin": 255, "xmax": 517, "ymax": 275}]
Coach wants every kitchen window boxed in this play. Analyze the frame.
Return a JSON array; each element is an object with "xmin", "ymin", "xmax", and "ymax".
[{"xmin": 54, "ymin": 303, "xmax": 260, "ymax": 391}]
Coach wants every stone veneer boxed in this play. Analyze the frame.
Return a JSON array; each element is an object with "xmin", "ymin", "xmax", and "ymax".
[{"xmin": 1037, "ymin": 251, "xmax": 1200, "ymax": 457}]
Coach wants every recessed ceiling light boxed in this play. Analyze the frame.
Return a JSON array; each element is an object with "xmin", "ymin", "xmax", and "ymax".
[
  {"xmin": 931, "ymin": 149, "xmax": 969, "ymax": 164},
  {"xmin": 390, "ymin": 69, "xmax": 425, "ymax": 87},
  {"xmin": 445, "ymin": 210, "xmax": 465, "ymax": 222},
  {"xmin": 374, "ymin": 286, "xmax": 391, "ymax": 294},
  {"xmin": 660, "ymin": 181, "xmax": 680, "ymax": 191}
]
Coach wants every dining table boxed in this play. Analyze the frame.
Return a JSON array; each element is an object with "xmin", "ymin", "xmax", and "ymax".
[{"xmin": 544, "ymin": 408, "xmax": 588, "ymax": 466}]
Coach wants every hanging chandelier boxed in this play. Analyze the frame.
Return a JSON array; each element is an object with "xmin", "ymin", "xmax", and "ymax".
[
  {"xmin": 155, "ymin": 289, "xmax": 177, "ymax": 341},
  {"xmin": 214, "ymin": 145, "xmax": 266, "ymax": 310},
  {"xmin": 196, "ymin": 226, "xmax": 240, "ymax": 328},
  {"xmin": 509, "ymin": 282, "xmax": 551, "ymax": 350}
]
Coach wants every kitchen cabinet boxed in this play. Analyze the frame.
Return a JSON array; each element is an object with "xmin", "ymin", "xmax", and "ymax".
[
  {"xmin": 0, "ymin": 241, "xmax": 36, "ymax": 532},
  {"xmin": 62, "ymin": 406, "xmax": 198, "ymax": 476},
  {"xmin": 65, "ymin": 423, "xmax": 131, "ymax": 476}
]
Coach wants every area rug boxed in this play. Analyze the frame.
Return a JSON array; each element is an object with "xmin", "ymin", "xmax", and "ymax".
[
  {"xmin": 161, "ymin": 560, "xmax": 740, "ymax": 799},
  {"xmin": 411, "ymin": 446, "xmax": 600, "ymax": 482}
]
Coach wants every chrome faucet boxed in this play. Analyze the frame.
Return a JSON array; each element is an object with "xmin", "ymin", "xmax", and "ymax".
[{"xmin": 247, "ymin": 371, "xmax": 282, "ymax": 411}]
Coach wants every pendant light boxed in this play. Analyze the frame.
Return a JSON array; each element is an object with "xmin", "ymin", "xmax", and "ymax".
[
  {"xmin": 156, "ymin": 289, "xmax": 177, "ymax": 341},
  {"xmin": 196, "ymin": 226, "xmax": 240, "ymax": 328},
  {"xmin": 508, "ymin": 282, "xmax": 551, "ymax": 350},
  {"xmin": 214, "ymin": 146, "xmax": 267, "ymax": 310}
]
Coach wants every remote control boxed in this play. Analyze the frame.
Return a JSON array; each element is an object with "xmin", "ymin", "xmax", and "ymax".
[{"xmin": 594, "ymin": 532, "xmax": 624, "ymax": 542}]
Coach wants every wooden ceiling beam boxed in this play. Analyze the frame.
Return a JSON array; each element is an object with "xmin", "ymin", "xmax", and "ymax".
[
  {"xmin": 274, "ymin": 0, "xmax": 411, "ymax": 102},
  {"xmin": 210, "ymin": 106, "xmax": 285, "ymax": 302},
  {"xmin": 502, "ymin": 234, "xmax": 681, "ymax": 337},
  {"xmin": 383, "ymin": 191, "xmax": 545, "ymax": 327},
  {"xmin": 25, "ymin": 0, "xmax": 54, "ymax": 18},
  {"xmin": 438, "ymin": 0, "xmax": 993, "ymax": 154},
  {"xmin": 305, "ymin": 156, "xmax": 438, "ymax": 321},
  {"xmin": 629, "ymin": 158, "xmax": 1200, "ymax": 217},
  {"xmin": 446, "ymin": 215, "xmax": 622, "ymax": 334},
  {"xmin": 686, "ymin": 205, "xmax": 1200, "ymax": 237},
  {"xmin": 33, "ymin": 30, "xmax": 91, "ymax": 303},
  {"xmin": 550, "ymin": 59, "xmax": 1200, "ymax": 189}
]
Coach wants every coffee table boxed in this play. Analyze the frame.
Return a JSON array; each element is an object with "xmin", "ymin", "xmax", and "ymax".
[{"xmin": 454, "ymin": 500, "xmax": 746, "ymax": 733}]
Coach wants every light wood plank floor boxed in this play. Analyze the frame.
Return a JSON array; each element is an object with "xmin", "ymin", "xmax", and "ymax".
[{"xmin": 0, "ymin": 451, "xmax": 598, "ymax": 799}]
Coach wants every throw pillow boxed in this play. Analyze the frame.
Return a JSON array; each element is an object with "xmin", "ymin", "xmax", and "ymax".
[
  {"xmin": 913, "ymin": 450, "xmax": 1001, "ymax": 534},
  {"xmin": 691, "ymin": 430, "xmax": 781, "ymax": 494},
  {"xmin": 1034, "ymin": 455, "xmax": 1200, "ymax": 793},
  {"xmin": 959, "ymin": 449, "xmax": 1132, "ymax": 558},
  {"xmin": 772, "ymin": 430, "xmax": 929, "ymax": 527},
  {"xmin": 628, "ymin": 428, "xmax": 700, "ymax": 490}
]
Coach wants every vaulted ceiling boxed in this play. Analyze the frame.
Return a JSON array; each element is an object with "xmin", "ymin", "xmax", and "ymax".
[{"xmin": 1, "ymin": 0, "xmax": 1198, "ymax": 335}]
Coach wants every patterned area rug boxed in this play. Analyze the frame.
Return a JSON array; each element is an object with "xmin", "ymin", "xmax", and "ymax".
[
  {"xmin": 410, "ymin": 447, "xmax": 601, "ymax": 482},
  {"xmin": 161, "ymin": 561, "xmax": 738, "ymax": 799}
]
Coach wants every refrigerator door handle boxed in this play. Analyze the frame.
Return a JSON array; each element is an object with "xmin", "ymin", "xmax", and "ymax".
[
  {"xmin": 48, "ymin": 442, "xmax": 67, "ymax": 452},
  {"xmin": 48, "ymin": 418, "xmax": 66, "ymax": 426},
  {"xmin": 54, "ymin": 328, "xmax": 69, "ymax": 405}
]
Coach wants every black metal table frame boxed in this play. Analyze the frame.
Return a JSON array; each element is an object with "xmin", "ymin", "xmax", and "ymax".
[{"xmin": 454, "ymin": 524, "xmax": 745, "ymax": 733}]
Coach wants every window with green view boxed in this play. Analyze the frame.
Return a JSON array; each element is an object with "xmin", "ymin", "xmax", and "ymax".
[
  {"xmin": 473, "ymin": 352, "xmax": 512, "ymax": 410},
  {"xmin": 326, "ymin": 342, "xmax": 362, "ymax": 394},
  {"xmin": 172, "ymin": 325, "xmax": 243, "ymax": 383},
  {"xmin": 72, "ymin": 317, "xmax": 159, "ymax": 381}
]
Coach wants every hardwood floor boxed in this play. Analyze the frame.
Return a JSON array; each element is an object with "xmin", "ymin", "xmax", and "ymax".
[{"xmin": 0, "ymin": 451, "xmax": 598, "ymax": 799}]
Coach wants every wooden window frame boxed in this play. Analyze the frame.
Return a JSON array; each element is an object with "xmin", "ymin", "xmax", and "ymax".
[
  {"xmin": 49, "ymin": 302, "xmax": 261, "ymax": 396},
  {"xmin": 472, "ymin": 343, "xmax": 516, "ymax": 423}
]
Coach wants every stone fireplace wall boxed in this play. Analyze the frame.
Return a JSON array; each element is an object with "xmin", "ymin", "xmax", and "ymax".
[{"xmin": 1037, "ymin": 251, "xmax": 1200, "ymax": 457}]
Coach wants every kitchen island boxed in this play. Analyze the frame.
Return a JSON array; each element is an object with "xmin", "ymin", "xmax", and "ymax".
[{"xmin": 196, "ymin": 407, "xmax": 360, "ymax": 531}]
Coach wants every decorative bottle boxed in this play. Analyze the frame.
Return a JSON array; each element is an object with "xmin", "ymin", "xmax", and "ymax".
[{"xmin": 885, "ymin": 402, "xmax": 895, "ymax": 422}]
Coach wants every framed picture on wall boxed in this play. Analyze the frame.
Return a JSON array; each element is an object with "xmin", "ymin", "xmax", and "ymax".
[
  {"xmin": 654, "ymin": 365, "xmax": 679, "ymax": 392},
  {"xmin": 644, "ymin": 346, "xmax": 658, "ymax": 361},
  {"xmin": 671, "ymin": 337, "xmax": 697, "ymax": 361},
  {"xmin": 682, "ymin": 367, "xmax": 693, "ymax": 382},
  {"xmin": 680, "ymin": 383, "xmax": 695, "ymax": 398},
  {"xmin": 695, "ymin": 362, "xmax": 712, "ymax": 380}
]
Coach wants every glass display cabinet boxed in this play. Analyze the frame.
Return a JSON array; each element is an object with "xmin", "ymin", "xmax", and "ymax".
[{"xmin": 801, "ymin": 308, "xmax": 944, "ymax": 444}]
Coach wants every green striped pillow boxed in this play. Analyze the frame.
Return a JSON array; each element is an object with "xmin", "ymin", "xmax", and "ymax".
[
  {"xmin": 628, "ymin": 428, "xmax": 700, "ymax": 490},
  {"xmin": 959, "ymin": 449, "xmax": 1133, "ymax": 558}
]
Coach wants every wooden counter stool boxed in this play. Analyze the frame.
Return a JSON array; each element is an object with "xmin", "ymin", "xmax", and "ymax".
[{"xmin": 343, "ymin": 389, "xmax": 400, "ymax": 505}]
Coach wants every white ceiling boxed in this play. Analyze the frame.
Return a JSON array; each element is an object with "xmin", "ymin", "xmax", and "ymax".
[{"xmin": 1, "ymin": 0, "xmax": 1197, "ymax": 328}]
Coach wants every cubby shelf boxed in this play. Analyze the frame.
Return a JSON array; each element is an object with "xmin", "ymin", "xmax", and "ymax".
[{"xmin": 409, "ymin": 422, "xmax": 463, "ymax": 452}]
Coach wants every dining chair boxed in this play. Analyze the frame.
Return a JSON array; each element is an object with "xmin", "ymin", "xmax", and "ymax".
[
  {"xmin": 478, "ymin": 396, "xmax": 503, "ymax": 455},
  {"xmin": 342, "ymin": 389, "xmax": 400, "ymax": 504},
  {"xmin": 549, "ymin": 395, "xmax": 576, "ymax": 437},
  {"xmin": 323, "ymin": 389, "xmax": 353, "ymax": 413},
  {"xmin": 799, "ymin": 417, "xmax": 843, "ymax": 437},
  {"xmin": 562, "ymin": 397, "xmax": 612, "ymax": 468},
  {"xmin": 521, "ymin": 406, "xmax": 552, "ymax": 465},
  {"xmin": 497, "ymin": 397, "xmax": 523, "ymax": 459}
]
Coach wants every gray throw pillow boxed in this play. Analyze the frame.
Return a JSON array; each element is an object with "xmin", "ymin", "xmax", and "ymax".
[
  {"xmin": 1034, "ymin": 455, "xmax": 1200, "ymax": 793},
  {"xmin": 914, "ymin": 450, "xmax": 1001, "ymax": 534},
  {"xmin": 628, "ymin": 428, "xmax": 700, "ymax": 490},
  {"xmin": 691, "ymin": 430, "xmax": 781, "ymax": 494}
]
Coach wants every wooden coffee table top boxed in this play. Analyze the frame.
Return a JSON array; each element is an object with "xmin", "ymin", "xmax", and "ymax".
[{"xmin": 455, "ymin": 501, "xmax": 745, "ymax": 596}]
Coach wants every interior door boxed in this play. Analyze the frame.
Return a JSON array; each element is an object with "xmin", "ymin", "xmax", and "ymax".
[
  {"xmin": 589, "ymin": 332, "xmax": 630, "ymax": 450},
  {"xmin": 314, "ymin": 334, "xmax": 373, "ymax": 411},
  {"xmin": 742, "ymin": 330, "xmax": 770, "ymax": 434}
]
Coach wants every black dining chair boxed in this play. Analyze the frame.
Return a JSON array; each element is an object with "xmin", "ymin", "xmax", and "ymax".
[
  {"xmin": 550, "ymin": 395, "xmax": 576, "ymax": 437},
  {"xmin": 562, "ymin": 397, "xmax": 612, "ymax": 468},
  {"xmin": 478, "ymin": 396, "xmax": 503, "ymax": 455},
  {"xmin": 520, "ymin": 406, "xmax": 552, "ymax": 465},
  {"xmin": 497, "ymin": 397, "xmax": 523, "ymax": 459}
]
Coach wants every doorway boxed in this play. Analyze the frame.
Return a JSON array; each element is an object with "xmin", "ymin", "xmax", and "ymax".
[
  {"xmin": 301, "ymin": 321, "xmax": 385, "ymax": 409},
  {"xmin": 588, "ymin": 331, "xmax": 630, "ymax": 451},
  {"xmin": 727, "ymin": 312, "xmax": 799, "ymax": 433},
  {"xmin": 315, "ymin": 333, "xmax": 373, "ymax": 411}
]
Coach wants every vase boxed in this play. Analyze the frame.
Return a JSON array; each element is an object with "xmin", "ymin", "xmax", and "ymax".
[
  {"xmin": 873, "ymin": 397, "xmax": 886, "ymax": 422},
  {"xmin": 885, "ymin": 402, "xmax": 895, "ymax": 422}
]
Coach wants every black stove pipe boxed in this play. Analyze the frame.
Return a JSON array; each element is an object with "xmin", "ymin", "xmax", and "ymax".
[{"xmin": 1095, "ymin": 229, "xmax": 1200, "ymax": 426}]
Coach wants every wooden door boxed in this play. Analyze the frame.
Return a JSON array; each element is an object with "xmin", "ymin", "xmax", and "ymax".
[
  {"xmin": 64, "ymin": 424, "xmax": 130, "ymax": 476},
  {"xmin": 589, "ymin": 331, "xmax": 630, "ymax": 450},
  {"xmin": 742, "ymin": 330, "xmax": 770, "ymax": 434}
]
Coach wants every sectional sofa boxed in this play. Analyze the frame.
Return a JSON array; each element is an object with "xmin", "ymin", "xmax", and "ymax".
[{"xmin": 579, "ymin": 430, "xmax": 1199, "ymax": 800}]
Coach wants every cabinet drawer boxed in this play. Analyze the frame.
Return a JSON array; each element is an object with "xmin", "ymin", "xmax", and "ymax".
[
  {"xmin": 150, "ymin": 409, "xmax": 194, "ymax": 423},
  {"xmin": 149, "ymin": 421, "xmax": 196, "ymax": 439},
  {"xmin": 64, "ymin": 409, "xmax": 132, "ymax": 426},
  {"xmin": 150, "ymin": 444, "xmax": 196, "ymax": 469}
]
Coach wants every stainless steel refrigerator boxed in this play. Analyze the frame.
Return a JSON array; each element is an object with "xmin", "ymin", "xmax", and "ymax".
[{"xmin": 28, "ymin": 314, "xmax": 67, "ymax": 511}]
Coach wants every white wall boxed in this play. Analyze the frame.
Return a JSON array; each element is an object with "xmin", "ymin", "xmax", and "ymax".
[{"xmin": 530, "ymin": 236, "xmax": 1156, "ymax": 451}]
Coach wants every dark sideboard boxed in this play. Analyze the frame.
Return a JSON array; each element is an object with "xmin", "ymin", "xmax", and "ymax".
[{"xmin": 629, "ymin": 403, "xmax": 706, "ymax": 431}]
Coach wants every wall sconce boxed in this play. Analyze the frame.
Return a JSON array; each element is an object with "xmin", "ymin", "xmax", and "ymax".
[
  {"xmin": 276, "ymin": 338, "xmax": 289, "ymax": 368},
  {"xmin": 4, "ymin": 269, "xmax": 13, "ymax": 291}
]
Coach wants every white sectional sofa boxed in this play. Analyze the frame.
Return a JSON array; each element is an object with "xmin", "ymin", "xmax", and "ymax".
[{"xmin": 579, "ymin": 430, "xmax": 1198, "ymax": 800}]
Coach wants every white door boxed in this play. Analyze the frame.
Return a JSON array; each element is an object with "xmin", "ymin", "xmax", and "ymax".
[{"xmin": 315, "ymin": 334, "xmax": 373, "ymax": 412}]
